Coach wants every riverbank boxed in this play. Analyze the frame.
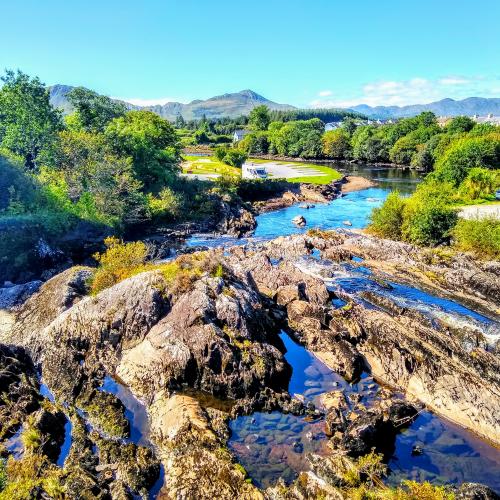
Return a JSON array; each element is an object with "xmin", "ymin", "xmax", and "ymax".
[
  {"xmin": 247, "ymin": 153, "xmax": 423, "ymax": 171},
  {"xmin": 1, "ymin": 229, "xmax": 499, "ymax": 497}
]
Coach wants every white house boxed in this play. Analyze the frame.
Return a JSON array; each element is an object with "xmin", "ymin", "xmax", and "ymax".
[{"xmin": 233, "ymin": 129, "xmax": 250, "ymax": 142}]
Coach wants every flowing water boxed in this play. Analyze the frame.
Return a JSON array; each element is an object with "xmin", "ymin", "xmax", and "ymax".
[{"xmin": 224, "ymin": 164, "xmax": 500, "ymax": 491}]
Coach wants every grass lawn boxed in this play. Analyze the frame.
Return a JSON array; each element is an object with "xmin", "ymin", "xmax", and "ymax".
[
  {"xmin": 181, "ymin": 155, "xmax": 240, "ymax": 177},
  {"xmin": 284, "ymin": 164, "xmax": 342, "ymax": 184},
  {"xmin": 249, "ymin": 159, "xmax": 342, "ymax": 184}
]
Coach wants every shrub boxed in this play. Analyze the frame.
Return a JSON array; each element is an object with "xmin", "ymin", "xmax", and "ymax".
[
  {"xmin": 0, "ymin": 454, "xmax": 65, "ymax": 499},
  {"xmin": 452, "ymin": 217, "xmax": 500, "ymax": 259},
  {"xmin": 214, "ymin": 146, "xmax": 248, "ymax": 167},
  {"xmin": 433, "ymin": 134, "xmax": 500, "ymax": 186},
  {"xmin": 90, "ymin": 237, "xmax": 149, "ymax": 294},
  {"xmin": 223, "ymin": 149, "xmax": 248, "ymax": 168},
  {"xmin": 90, "ymin": 237, "xmax": 226, "ymax": 296},
  {"xmin": 402, "ymin": 199, "xmax": 458, "ymax": 246},
  {"xmin": 368, "ymin": 191, "xmax": 407, "ymax": 240},
  {"xmin": 147, "ymin": 187, "xmax": 182, "ymax": 220},
  {"xmin": 458, "ymin": 167, "xmax": 500, "ymax": 201}
]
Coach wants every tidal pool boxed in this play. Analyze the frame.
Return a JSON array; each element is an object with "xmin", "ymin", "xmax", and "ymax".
[{"xmin": 229, "ymin": 331, "xmax": 500, "ymax": 490}]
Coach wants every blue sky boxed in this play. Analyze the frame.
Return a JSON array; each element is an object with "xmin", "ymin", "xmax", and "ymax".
[{"xmin": 1, "ymin": 0, "xmax": 499, "ymax": 108}]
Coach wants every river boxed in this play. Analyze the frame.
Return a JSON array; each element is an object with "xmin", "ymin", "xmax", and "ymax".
[
  {"xmin": 209, "ymin": 164, "xmax": 500, "ymax": 491},
  {"xmin": 96, "ymin": 164, "xmax": 500, "ymax": 494}
]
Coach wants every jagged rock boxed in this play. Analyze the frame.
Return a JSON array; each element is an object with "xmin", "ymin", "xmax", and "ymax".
[
  {"xmin": 0, "ymin": 344, "xmax": 40, "ymax": 438},
  {"xmin": 321, "ymin": 391, "xmax": 348, "ymax": 436},
  {"xmin": 292, "ymin": 215, "xmax": 306, "ymax": 227},
  {"xmin": 4, "ymin": 267, "xmax": 93, "ymax": 349},
  {"xmin": 456, "ymin": 483, "xmax": 500, "ymax": 500},
  {"xmin": 32, "ymin": 408, "xmax": 67, "ymax": 462},
  {"xmin": 151, "ymin": 394, "xmax": 263, "ymax": 499},
  {"xmin": 339, "ymin": 399, "xmax": 418, "ymax": 457},
  {"xmin": 315, "ymin": 340, "xmax": 365, "ymax": 382},
  {"xmin": 0, "ymin": 280, "xmax": 42, "ymax": 310}
]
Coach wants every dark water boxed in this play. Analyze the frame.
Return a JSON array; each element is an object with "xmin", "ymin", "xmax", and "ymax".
[
  {"xmin": 100, "ymin": 376, "xmax": 152, "ymax": 447},
  {"xmin": 57, "ymin": 418, "xmax": 73, "ymax": 467},
  {"xmin": 229, "ymin": 331, "xmax": 500, "ymax": 491}
]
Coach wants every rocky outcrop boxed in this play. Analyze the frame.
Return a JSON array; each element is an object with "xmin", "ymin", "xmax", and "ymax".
[
  {"xmin": 2, "ymin": 252, "xmax": 293, "ymax": 497},
  {"xmin": 253, "ymin": 181, "xmax": 342, "ymax": 214},
  {"xmin": 225, "ymin": 231, "xmax": 500, "ymax": 446},
  {"xmin": 151, "ymin": 393, "xmax": 263, "ymax": 499},
  {"xmin": 3, "ymin": 230, "xmax": 500, "ymax": 497},
  {"xmin": 0, "ymin": 344, "xmax": 40, "ymax": 440},
  {"xmin": 3, "ymin": 267, "xmax": 93, "ymax": 349}
]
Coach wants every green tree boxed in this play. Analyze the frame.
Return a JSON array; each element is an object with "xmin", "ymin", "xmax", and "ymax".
[
  {"xmin": 47, "ymin": 129, "xmax": 146, "ymax": 226},
  {"xmin": 239, "ymin": 131, "xmax": 269, "ymax": 154},
  {"xmin": 458, "ymin": 167, "xmax": 500, "ymax": 200},
  {"xmin": 174, "ymin": 114, "xmax": 186, "ymax": 129},
  {"xmin": 68, "ymin": 87, "xmax": 126, "ymax": 132},
  {"xmin": 223, "ymin": 149, "xmax": 247, "ymax": 168},
  {"xmin": 249, "ymin": 105, "xmax": 271, "ymax": 131},
  {"xmin": 105, "ymin": 110, "xmax": 180, "ymax": 190},
  {"xmin": 446, "ymin": 115, "xmax": 475, "ymax": 134},
  {"xmin": 268, "ymin": 119, "xmax": 323, "ymax": 158},
  {"xmin": 341, "ymin": 117, "xmax": 357, "ymax": 136},
  {"xmin": 322, "ymin": 129, "xmax": 352, "ymax": 159},
  {"xmin": 389, "ymin": 126, "xmax": 439, "ymax": 165},
  {"xmin": 352, "ymin": 126, "xmax": 389, "ymax": 162},
  {"xmin": 0, "ymin": 70, "xmax": 62, "ymax": 170},
  {"xmin": 433, "ymin": 133, "xmax": 500, "ymax": 185}
]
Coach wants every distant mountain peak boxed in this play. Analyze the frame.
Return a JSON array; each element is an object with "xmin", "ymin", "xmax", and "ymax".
[
  {"xmin": 49, "ymin": 85, "xmax": 295, "ymax": 120},
  {"xmin": 349, "ymin": 96, "xmax": 500, "ymax": 119}
]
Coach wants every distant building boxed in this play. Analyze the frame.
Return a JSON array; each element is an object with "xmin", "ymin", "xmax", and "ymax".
[
  {"xmin": 472, "ymin": 114, "xmax": 500, "ymax": 125},
  {"xmin": 233, "ymin": 129, "xmax": 250, "ymax": 142}
]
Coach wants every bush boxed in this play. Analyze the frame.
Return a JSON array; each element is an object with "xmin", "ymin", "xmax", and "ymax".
[
  {"xmin": 90, "ymin": 237, "xmax": 149, "ymax": 294},
  {"xmin": 147, "ymin": 187, "xmax": 182, "ymax": 220},
  {"xmin": 214, "ymin": 146, "xmax": 247, "ymax": 167},
  {"xmin": 368, "ymin": 191, "xmax": 407, "ymax": 239},
  {"xmin": 452, "ymin": 217, "xmax": 500, "ymax": 259},
  {"xmin": 458, "ymin": 167, "xmax": 500, "ymax": 201},
  {"xmin": 402, "ymin": 199, "xmax": 458, "ymax": 246},
  {"xmin": 223, "ymin": 149, "xmax": 248, "ymax": 168}
]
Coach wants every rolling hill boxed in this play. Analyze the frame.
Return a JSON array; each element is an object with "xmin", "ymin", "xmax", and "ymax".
[
  {"xmin": 49, "ymin": 85, "xmax": 294, "ymax": 121},
  {"xmin": 349, "ymin": 97, "xmax": 500, "ymax": 119}
]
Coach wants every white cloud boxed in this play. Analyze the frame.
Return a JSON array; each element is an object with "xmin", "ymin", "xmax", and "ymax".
[
  {"xmin": 310, "ymin": 75, "xmax": 500, "ymax": 108},
  {"xmin": 318, "ymin": 90, "xmax": 332, "ymax": 97},
  {"xmin": 438, "ymin": 76, "xmax": 470, "ymax": 86},
  {"xmin": 114, "ymin": 97, "xmax": 186, "ymax": 106}
]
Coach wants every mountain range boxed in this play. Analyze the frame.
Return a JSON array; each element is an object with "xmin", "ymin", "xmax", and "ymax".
[
  {"xmin": 48, "ymin": 85, "xmax": 294, "ymax": 121},
  {"xmin": 349, "ymin": 97, "xmax": 500, "ymax": 119},
  {"xmin": 49, "ymin": 85, "xmax": 500, "ymax": 121}
]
